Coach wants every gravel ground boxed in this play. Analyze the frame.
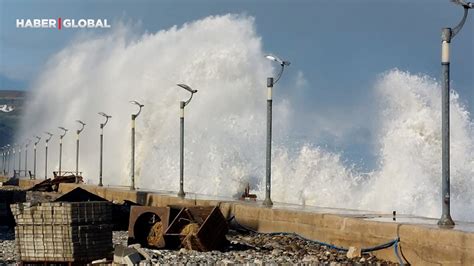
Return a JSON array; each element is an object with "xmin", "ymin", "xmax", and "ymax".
[
  {"xmin": 113, "ymin": 230, "xmax": 397, "ymax": 265},
  {"xmin": 1, "ymin": 229, "xmax": 397, "ymax": 265},
  {"xmin": 0, "ymin": 226, "xmax": 15, "ymax": 265}
]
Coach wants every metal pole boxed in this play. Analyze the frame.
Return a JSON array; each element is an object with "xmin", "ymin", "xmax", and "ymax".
[
  {"xmin": 74, "ymin": 121, "xmax": 85, "ymax": 183},
  {"xmin": 25, "ymin": 144, "xmax": 28, "ymax": 178},
  {"xmin": 18, "ymin": 146, "xmax": 21, "ymax": 177},
  {"xmin": 59, "ymin": 137, "xmax": 63, "ymax": 177},
  {"xmin": 131, "ymin": 114, "xmax": 136, "ymax": 190},
  {"xmin": 7, "ymin": 150, "xmax": 10, "ymax": 176},
  {"xmin": 13, "ymin": 147, "xmax": 16, "ymax": 177},
  {"xmin": 45, "ymin": 142, "xmax": 48, "ymax": 179},
  {"xmin": 264, "ymin": 77, "xmax": 274, "ymax": 207},
  {"xmin": 4, "ymin": 150, "xmax": 7, "ymax": 175},
  {"xmin": 438, "ymin": 28, "xmax": 455, "ymax": 227},
  {"xmin": 99, "ymin": 124, "xmax": 104, "ymax": 187},
  {"xmin": 3, "ymin": 150, "xmax": 6, "ymax": 176},
  {"xmin": 178, "ymin": 101, "xmax": 185, "ymax": 198},
  {"xmin": 76, "ymin": 133, "xmax": 79, "ymax": 183},
  {"xmin": 1, "ymin": 151, "xmax": 3, "ymax": 175},
  {"xmin": 33, "ymin": 144, "xmax": 37, "ymax": 179},
  {"xmin": 0, "ymin": 150, "xmax": 3, "ymax": 175},
  {"xmin": 3, "ymin": 150, "xmax": 6, "ymax": 175}
]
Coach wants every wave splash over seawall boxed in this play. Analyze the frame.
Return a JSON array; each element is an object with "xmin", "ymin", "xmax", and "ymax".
[{"xmin": 18, "ymin": 15, "xmax": 474, "ymax": 221}]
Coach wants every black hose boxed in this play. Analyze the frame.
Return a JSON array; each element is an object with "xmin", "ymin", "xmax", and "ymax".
[{"xmin": 228, "ymin": 215, "xmax": 405, "ymax": 264}]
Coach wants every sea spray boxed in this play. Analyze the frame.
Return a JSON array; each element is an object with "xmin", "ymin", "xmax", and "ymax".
[{"xmin": 17, "ymin": 15, "xmax": 474, "ymax": 221}]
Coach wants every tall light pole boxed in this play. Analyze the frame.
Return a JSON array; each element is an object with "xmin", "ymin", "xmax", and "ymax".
[
  {"xmin": 75, "ymin": 120, "xmax": 86, "ymax": 183},
  {"xmin": 18, "ymin": 143, "xmax": 21, "ymax": 177},
  {"xmin": 58, "ymin": 127, "xmax": 68, "ymax": 177},
  {"xmin": 438, "ymin": 0, "xmax": 473, "ymax": 228},
  {"xmin": 24, "ymin": 139, "xmax": 31, "ymax": 178},
  {"xmin": 5, "ymin": 144, "xmax": 11, "ymax": 176},
  {"xmin": 98, "ymin": 112, "xmax": 111, "ymax": 187},
  {"xmin": 130, "ymin": 101, "xmax": 144, "ymax": 191},
  {"xmin": 33, "ymin": 136, "xmax": 41, "ymax": 179},
  {"xmin": 44, "ymin": 132, "xmax": 53, "ymax": 179},
  {"xmin": 13, "ymin": 144, "xmax": 17, "ymax": 177},
  {"xmin": 176, "ymin": 84, "xmax": 198, "ymax": 198},
  {"xmin": 263, "ymin": 54, "xmax": 291, "ymax": 207},
  {"xmin": 0, "ymin": 147, "xmax": 5, "ymax": 175}
]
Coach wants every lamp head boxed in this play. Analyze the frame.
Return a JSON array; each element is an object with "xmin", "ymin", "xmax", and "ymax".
[
  {"xmin": 76, "ymin": 120, "xmax": 86, "ymax": 126},
  {"xmin": 44, "ymin": 132, "xmax": 53, "ymax": 141},
  {"xmin": 58, "ymin": 127, "xmax": 68, "ymax": 138},
  {"xmin": 130, "ymin": 100, "xmax": 144, "ymax": 108},
  {"xmin": 451, "ymin": 0, "xmax": 473, "ymax": 8},
  {"xmin": 177, "ymin": 84, "xmax": 198, "ymax": 94},
  {"xmin": 98, "ymin": 112, "xmax": 112, "ymax": 119},
  {"xmin": 265, "ymin": 54, "xmax": 291, "ymax": 66}
]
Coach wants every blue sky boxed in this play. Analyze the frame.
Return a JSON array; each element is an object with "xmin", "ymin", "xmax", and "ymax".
[{"xmin": 1, "ymin": 0, "xmax": 473, "ymax": 169}]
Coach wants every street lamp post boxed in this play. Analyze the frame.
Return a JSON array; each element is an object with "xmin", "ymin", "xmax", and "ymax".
[
  {"xmin": 5, "ymin": 145, "xmax": 11, "ymax": 176},
  {"xmin": 176, "ymin": 84, "xmax": 198, "ymax": 198},
  {"xmin": 98, "ymin": 112, "xmax": 111, "ymax": 187},
  {"xmin": 263, "ymin": 54, "xmax": 290, "ymax": 207},
  {"xmin": 75, "ymin": 120, "xmax": 86, "ymax": 183},
  {"xmin": 33, "ymin": 136, "xmax": 41, "ymax": 179},
  {"xmin": 24, "ymin": 139, "xmax": 31, "ymax": 178},
  {"xmin": 0, "ymin": 147, "xmax": 4, "ymax": 175},
  {"xmin": 18, "ymin": 143, "xmax": 22, "ymax": 177},
  {"xmin": 12, "ymin": 144, "xmax": 17, "ymax": 177},
  {"xmin": 44, "ymin": 132, "xmax": 53, "ymax": 179},
  {"xmin": 438, "ymin": 0, "xmax": 473, "ymax": 228},
  {"xmin": 58, "ymin": 127, "xmax": 68, "ymax": 177},
  {"xmin": 129, "ymin": 101, "xmax": 144, "ymax": 190}
]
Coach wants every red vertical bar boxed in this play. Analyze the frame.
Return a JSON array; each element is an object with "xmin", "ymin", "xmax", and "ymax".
[{"xmin": 58, "ymin": 17, "xmax": 61, "ymax": 30}]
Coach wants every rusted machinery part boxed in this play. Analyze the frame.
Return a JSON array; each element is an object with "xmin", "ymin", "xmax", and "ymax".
[
  {"xmin": 128, "ymin": 206, "xmax": 170, "ymax": 248},
  {"xmin": 164, "ymin": 206, "xmax": 229, "ymax": 251},
  {"xmin": 147, "ymin": 221, "xmax": 165, "ymax": 248}
]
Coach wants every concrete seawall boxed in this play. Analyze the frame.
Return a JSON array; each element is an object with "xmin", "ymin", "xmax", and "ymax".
[{"xmin": 2, "ymin": 177, "xmax": 473, "ymax": 265}]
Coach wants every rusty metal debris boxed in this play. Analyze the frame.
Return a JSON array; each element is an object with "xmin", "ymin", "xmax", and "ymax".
[
  {"xmin": 147, "ymin": 221, "xmax": 165, "ymax": 248},
  {"xmin": 28, "ymin": 175, "xmax": 82, "ymax": 192},
  {"xmin": 55, "ymin": 187, "xmax": 106, "ymax": 202},
  {"xmin": 128, "ymin": 206, "xmax": 170, "ymax": 248},
  {"xmin": 164, "ymin": 206, "xmax": 229, "ymax": 251},
  {"xmin": 240, "ymin": 183, "xmax": 257, "ymax": 201}
]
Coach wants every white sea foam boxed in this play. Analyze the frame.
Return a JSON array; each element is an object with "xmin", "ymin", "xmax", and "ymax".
[{"xmin": 17, "ymin": 15, "xmax": 474, "ymax": 221}]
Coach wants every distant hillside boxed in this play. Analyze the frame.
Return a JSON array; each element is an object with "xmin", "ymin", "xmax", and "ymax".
[
  {"xmin": 0, "ymin": 90, "xmax": 26, "ymax": 147},
  {"xmin": 0, "ymin": 90, "xmax": 26, "ymax": 99}
]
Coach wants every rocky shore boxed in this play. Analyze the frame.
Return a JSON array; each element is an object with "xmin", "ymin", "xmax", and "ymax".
[
  {"xmin": 113, "ymin": 230, "xmax": 396, "ymax": 265},
  {"xmin": 0, "ymin": 228, "xmax": 397, "ymax": 265}
]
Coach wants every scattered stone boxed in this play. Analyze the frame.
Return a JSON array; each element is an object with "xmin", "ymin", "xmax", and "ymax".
[
  {"xmin": 91, "ymin": 258, "xmax": 108, "ymax": 264},
  {"xmin": 114, "ymin": 244, "xmax": 143, "ymax": 265},
  {"xmin": 0, "ymin": 224, "xmax": 396, "ymax": 265},
  {"xmin": 110, "ymin": 230, "xmax": 396, "ymax": 265},
  {"xmin": 347, "ymin": 246, "xmax": 362, "ymax": 259}
]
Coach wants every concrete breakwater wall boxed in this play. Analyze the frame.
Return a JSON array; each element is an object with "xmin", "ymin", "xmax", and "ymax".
[
  {"xmin": 51, "ymin": 183, "xmax": 474, "ymax": 265},
  {"xmin": 1, "ymin": 177, "xmax": 472, "ymax": 265}
]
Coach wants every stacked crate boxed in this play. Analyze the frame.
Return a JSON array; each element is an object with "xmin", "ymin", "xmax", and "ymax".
[{"xmin": 11, "ymin": 201, "xmax": 113, "ymax": 262}]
